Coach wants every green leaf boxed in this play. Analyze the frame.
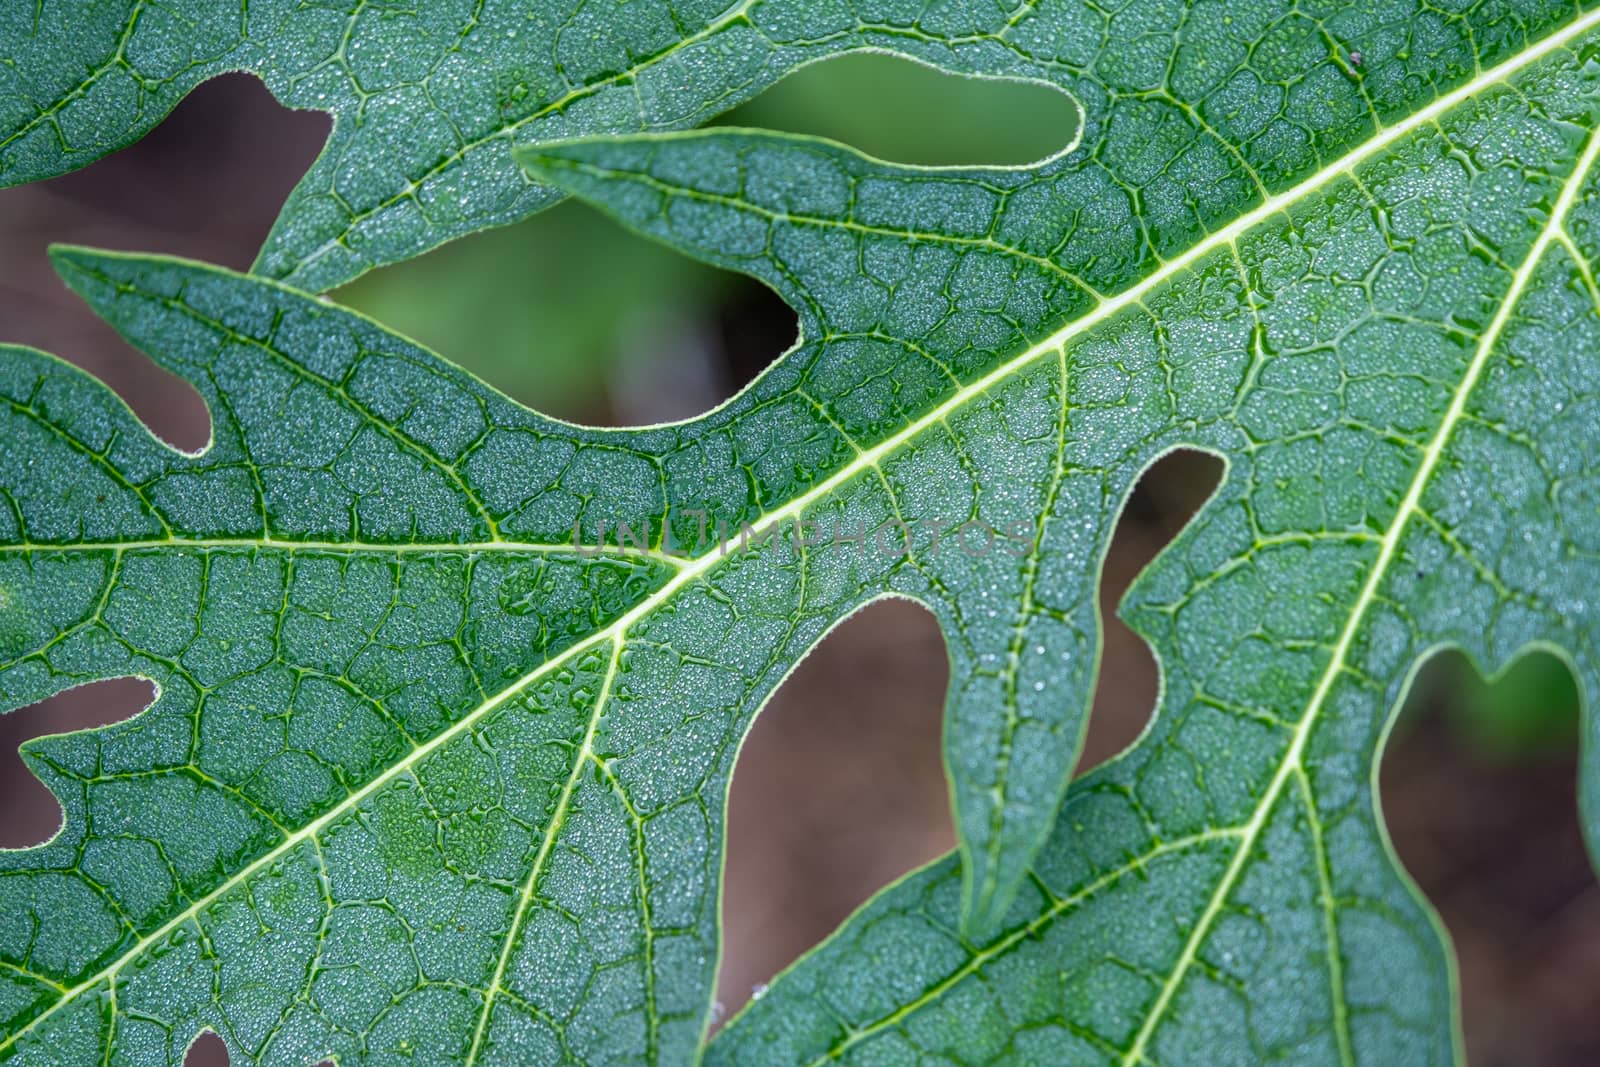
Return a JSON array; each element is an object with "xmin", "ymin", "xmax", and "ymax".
[
  {"xmin": 664, "ymin": 21, "xmax": 1600, "ymax": 1067},
  {"xmin": 4, "ymin": 4, "xmax": 1600, "ymax": 1067},
  {"xmin": 1, "ymin": 0, "xmax": 1560, "ymax": 292},
  {"xmin": 1, "ymin": 0, "xmax": 1094, "ymax": 291}
]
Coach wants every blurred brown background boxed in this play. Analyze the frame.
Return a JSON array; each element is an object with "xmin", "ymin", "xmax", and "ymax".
[{"xmin": 0, "ymin": 64, "xmax": 1595, "ymax": 1066}]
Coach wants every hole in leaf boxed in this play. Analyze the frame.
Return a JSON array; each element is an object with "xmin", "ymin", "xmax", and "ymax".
[
  {"xmin": 1078, "ymin": 448, "xmax": 1225, "ymax": 775},
  {"xmin": 337, "ymin": 55, "xmax": 1078, "ymax": 427},
  {"xmin": 720, "ymin": 52, "xmax": 1081, "ymax": 168},
  {"xmin": 0, "ymin": 678, "xmax": 155, "ymax": 848},
  {"xmin": 335, "ymin": 197, "xmax": 795, "ymax": 427},
  {"xmin": 38, "ymin": 73, "xmax": 326, "ymax": 251},
  {"xmin": 718, "ymin": 598, "xmax": 951, "ymax": 1026},
  {"xmin": 692, "ymin": 276, "xmax": 802, "ymax": 423},
  {"xmin": 1382, "ymin": 650, "xmax": 1599, "ymax": 1066},
  {"xmin": 1, "ymin": 72, "xmax": 326, "ymax": 454},
  {"xmin": 183, "ymin": 1030, "xmax": 228, "ymax": 1067}
]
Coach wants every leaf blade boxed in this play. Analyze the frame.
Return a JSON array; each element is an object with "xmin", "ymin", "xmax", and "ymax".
[
  {"xmin": 6, "ymin": 0, "xmax": 1585, "ymax": 289},
  {"xmin": 5, "ymin": 4, "xmax": 1600, "ymax": 1065},
  {"xmin": 704, "ymin": 16, "xmax": 1600, "ymax": 1064}
]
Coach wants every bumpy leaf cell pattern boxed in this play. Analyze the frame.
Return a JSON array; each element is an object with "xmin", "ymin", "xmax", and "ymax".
[
  {"xmin": 0, "ymin": 0, "xmax": 1581, "ymax": 291},
  {"xmin": 0, "ymin": 5, "xmax": 1598, "ymax": 1067},
  {"xmin": 700, "ymin": 30, "xmax": 1600, "ymax": 1067}
]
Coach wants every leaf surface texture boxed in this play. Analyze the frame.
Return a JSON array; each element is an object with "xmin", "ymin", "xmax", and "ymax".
[{"xmin": 1, "ymin": 2, "xmax": 1599, "ymax": 1066}]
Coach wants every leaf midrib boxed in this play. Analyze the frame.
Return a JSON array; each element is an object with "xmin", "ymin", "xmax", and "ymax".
[
  {"xmin": 0, "ymin": 538, "xmax": 686, "ymax": 565},
  {"xmin": 1118, "ymin": 88, "xmax": 1600, "ymax": 1067},
  {"xmin": 464, "ymin": 639, "xmax": 628, "ymax": 1066},
  {"xmin": 8, "ymin": 7, "xmax": 1597, "ymax": 1051}
]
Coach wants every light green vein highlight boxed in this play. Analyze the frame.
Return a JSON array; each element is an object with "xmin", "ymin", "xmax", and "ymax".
[
  {"xmin": 5, "ymin": 6, "xmax": 1600, "ymax": 1059},
  {"xmin": 1119, "ymin": 104, "xmax": 1600, "ymax": 1067}
]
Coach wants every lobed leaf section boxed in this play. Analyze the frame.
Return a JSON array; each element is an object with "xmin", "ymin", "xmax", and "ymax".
[
  {"xmin": 674, "ymin": 19, "xmax": 1600, "ymax": 1067},
  {"xmin": 1, "ymin": 2, "xmax": 1600, "ymax": 1066},
  {"xmin": 0, "ymin": 1, "xmax": 1584, "ymax": 291}
]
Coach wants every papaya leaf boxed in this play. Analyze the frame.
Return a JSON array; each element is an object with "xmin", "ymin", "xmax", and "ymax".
[
  {"xmin": 660, "ymin": 19, "xmax": 1600, "ymax": 1067},
  {"xmin": 1, "ymin": 0, "xmax": 1565, "ymax": 291},
  {"xmin": 3, "ymin": 2, "xmax": 1600, "ymax": 1066},
  {"xmin": 3, "ymin": 0, "xmax": 1096, "ymax": 290}
]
